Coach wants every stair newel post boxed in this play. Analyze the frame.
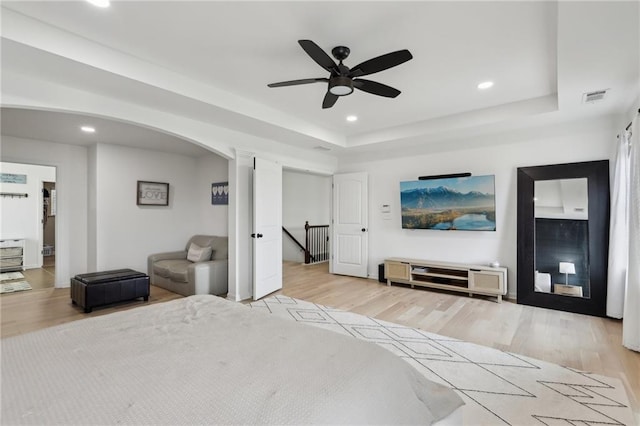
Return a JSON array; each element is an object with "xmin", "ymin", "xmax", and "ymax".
[{"xmin": 304, "ymin": 221, "xmax": 311, "ymax": 264}]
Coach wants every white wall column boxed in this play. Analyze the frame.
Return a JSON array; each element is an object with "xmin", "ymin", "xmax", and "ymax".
[{"xmin": 87, "ymin": 145, "xmax": 98, "ymax": 272}]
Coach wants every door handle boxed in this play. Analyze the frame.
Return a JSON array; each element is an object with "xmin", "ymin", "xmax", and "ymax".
[
  {"xmin": 251, "ymin": 233, "xmax": 264, "ymax": 238},
  {"xmin": 361, "ymin": 228, "xmax": 367, "ymax": 232}
]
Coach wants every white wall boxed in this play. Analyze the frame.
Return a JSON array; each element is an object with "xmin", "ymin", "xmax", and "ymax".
[
  {"xmin": 197, "ymin": 154, "xmax": 229, "ymax": 237},
  {"xmin": 0, "ymin": 162, "xmax": 56, "ymax": 268},
  {"xmin": 0, "ymin": 135, "xmax": 229, "ymax": 286},
  {"xmin": 282, "ymin": 170, "xmax": 331, "ymax": 262},
  {"xmin": 0, "ymin": 136, "xmax": 88, "ymax": 286},
  {"xmin": 337, "ymin": 118, "xmax": 616, "ymax": 298},
  {"xmin": 93, "ymin": 144, "xmax": 228, "ymax": 274}
]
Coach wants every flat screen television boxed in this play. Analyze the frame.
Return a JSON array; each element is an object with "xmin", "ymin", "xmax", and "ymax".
[{"xmin": 400, "ymin": 175, "xmax": 496, "ymax": 231}]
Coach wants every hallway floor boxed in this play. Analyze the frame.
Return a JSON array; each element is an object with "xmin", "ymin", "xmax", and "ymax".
[{"xmin": 10, "ymin": 255, "xmax": 55, "ymax": 291}]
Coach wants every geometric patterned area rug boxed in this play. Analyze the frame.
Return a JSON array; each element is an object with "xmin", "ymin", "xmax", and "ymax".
[
  {"xmin": 249, "ymin": 296, "xmax": 635, "ymax": 426},
  {"xmin": 0, "ymin": 281, "xmax": 32, "ymax": 294},
  {"xmin": 0, "ymin": 271, "xmax": 24, "ymax": 282}
]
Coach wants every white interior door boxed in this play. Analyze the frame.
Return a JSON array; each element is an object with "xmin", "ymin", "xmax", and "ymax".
[
  {"xmin": 252, "ymin": 157, "xmax": 283, "ymax": 300},
  {"xmin": 332, "ymin": 172, "xmax": 368, "ymax": 278}
]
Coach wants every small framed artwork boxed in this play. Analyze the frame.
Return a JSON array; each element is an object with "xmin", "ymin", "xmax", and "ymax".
[
  {"xmin": 211, "ymin": 182, "xmax": 229, "ymax": 205},
  {"xmin": 0, "ymin": 173, "xmax": 27, "ymax": 184},
  {"xmin": 137, "ymin": 181, "xmax": 169, "ymax": 206}
]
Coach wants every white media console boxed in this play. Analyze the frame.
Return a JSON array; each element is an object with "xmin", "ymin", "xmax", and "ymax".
[{"xmin": 384, "ymin": 258, "xmax": 507, "ymax": 302}]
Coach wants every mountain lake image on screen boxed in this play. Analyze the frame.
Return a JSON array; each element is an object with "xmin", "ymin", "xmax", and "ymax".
[{"xmin": 400, "ymin": 175, "xmax": 496, "ymax": 231}]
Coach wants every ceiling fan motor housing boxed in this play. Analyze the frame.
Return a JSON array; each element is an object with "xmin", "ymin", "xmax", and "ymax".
[
  {"xmin": 331, "ymin": 46, "xmax": 351, "ymax": 61},
  {"xmin": 329, "ymin": 76, "xmax": 354, "ymax": 96}
]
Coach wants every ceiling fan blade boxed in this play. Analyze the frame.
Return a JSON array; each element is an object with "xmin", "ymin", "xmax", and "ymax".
[
  {"xmin": 298, "ymin": 40, "xmax": 339, "ymax": 74},
  {"xmin": 349, "ymin": 49, "xmax": 413, "ymax": 78},
  {"xmin": 322, "ymin": 92, "xmax": 339, "ymax": 109},
  {"xmin": 353, "ymin": 79, "xmax": 401, "ymax": 98},
  {"xmin": 268, "ymin": 78, "xmax": 328, "ymax": 88}
]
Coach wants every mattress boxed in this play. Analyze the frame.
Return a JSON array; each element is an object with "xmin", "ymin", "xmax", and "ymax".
[{"xmin": 1, "ymin": 295, "xmax": 463, "ymax": 425}]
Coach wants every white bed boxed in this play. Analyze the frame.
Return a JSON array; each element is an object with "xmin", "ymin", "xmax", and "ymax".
[{"xmin": 1, "ymin": 295, "xmax": 463, "ymax": 425}]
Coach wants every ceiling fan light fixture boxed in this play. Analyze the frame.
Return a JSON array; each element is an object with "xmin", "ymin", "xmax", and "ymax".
[{"xmin": 329, "ymin": 76, "xmax": 354, "ymax": 96}]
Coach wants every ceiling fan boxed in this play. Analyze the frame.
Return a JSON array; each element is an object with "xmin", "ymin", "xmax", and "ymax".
[{"xmin": 268, "ymin": 40, "xmax": 413, "ymax": 109}]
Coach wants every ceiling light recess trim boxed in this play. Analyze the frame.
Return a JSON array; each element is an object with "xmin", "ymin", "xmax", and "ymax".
[
  {"xmin": 86, "ymin": 0, "xmax": 110, "ymax": 8},
  {"xmin": 477, "ymin": 81, "xmax": 494, "ymax": 90}
]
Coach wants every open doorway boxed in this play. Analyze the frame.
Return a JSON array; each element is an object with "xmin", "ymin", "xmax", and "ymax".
[
  {"xmin": 281, "ymin": 169, "xmax": 332, "ymax": 266},
  {"xmin": 41, "ymin": 181, "xmax": 56, "ymax": 284},
  {"xmin": 0, "ymin": 162, "xmax": 56, "ymax": 294}
]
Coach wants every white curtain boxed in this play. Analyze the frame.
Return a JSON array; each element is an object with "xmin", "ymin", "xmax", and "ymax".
[
  {"xmin": 606, "ymin": 133, "xmax": 630, "ymax": 318},
  {"xmin": 623, "ymin": 119, "xmax": 639, "ymax": 351}
]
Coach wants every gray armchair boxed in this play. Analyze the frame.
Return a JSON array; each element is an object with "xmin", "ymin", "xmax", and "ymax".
[{"xmin": 148, "ymin": 235, "xmax": 228, "ymax": 297}]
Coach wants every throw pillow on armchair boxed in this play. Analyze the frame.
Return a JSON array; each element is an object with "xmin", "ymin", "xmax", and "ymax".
[{"xmin": 187, "ymin": 243, "xmax": 213, "ymax": 263}]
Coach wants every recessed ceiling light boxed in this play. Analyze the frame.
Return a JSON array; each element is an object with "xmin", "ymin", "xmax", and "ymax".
[
  {"xmin": 81, "ymin": 126, "xmax": 96, "ymax": 133},
  {"xmin": 477, "ymin": 81, "xmax": 494, "ymax": 90},
  {"xmin": 86, "ymin": 0, "xmax": 110, "ymax": 8},
  {"xmin": 346, "ymin": 115, "xmax": 358, "ymax": 122}
]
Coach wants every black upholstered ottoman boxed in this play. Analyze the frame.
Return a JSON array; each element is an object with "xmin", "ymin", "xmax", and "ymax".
[{"xmin": 71, "ymin": 269, "xmax": 150, "ymax": 313}]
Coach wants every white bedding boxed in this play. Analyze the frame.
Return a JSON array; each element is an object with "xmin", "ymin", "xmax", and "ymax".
[
  {"xmin": 1, "ymin": 295, "xmax": 463, "ymax": 425},
  {"xmin": 535, "ymin": 271, "xmax": 551, "ymax": 293}
]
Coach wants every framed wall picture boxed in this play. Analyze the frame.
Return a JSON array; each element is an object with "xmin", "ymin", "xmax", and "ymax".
[
  {"xmin": 0, "ymin": 173, "xmax": 27, "ymax": 184},
  {"xmin": 137, "ymin": 181, "xmax": 169, "ymax": 206},
  {"xmin": 211, "ymin": 182, "xmax": 229, "ymax": 205}
]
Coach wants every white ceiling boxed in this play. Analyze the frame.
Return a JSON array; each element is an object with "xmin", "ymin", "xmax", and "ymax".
[
  {"xmin": 0, "ymin": 1, "xmax": 638, "ymax": 157},
  {"xmin": 0, "ymin": 108, "xmax": 213, "ymax": 157}
]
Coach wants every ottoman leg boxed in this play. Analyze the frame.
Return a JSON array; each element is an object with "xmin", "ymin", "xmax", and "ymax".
[
  {"xmin": 84, "ymin": 307, "xmax": 92, "ymax": 313},
  {"xmin": 143, "ymin": 296, "xmax": 149, "ymax": 301}
]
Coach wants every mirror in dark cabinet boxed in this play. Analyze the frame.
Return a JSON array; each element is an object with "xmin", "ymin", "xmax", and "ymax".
[
  {"xmin": 534, "ymin": 178, "xmax": 590, "ymax": 298},
  {"xmin": 517, "ymin": 160, "xmax": 610, "ymax": 316}
]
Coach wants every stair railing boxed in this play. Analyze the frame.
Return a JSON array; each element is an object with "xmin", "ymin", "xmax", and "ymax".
[
  {"xmin": 283, "ymin": 222, "xmax": 330, "ymax": 264},
  {"xmin": 304, "ymin": 221, "xmax": 329, "ymax": 264},
  {"xmin": 282, "ymin": 226, "xmax": 315, "ymax": 262}
]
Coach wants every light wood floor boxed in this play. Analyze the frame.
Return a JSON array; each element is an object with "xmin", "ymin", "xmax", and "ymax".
[
  {"xmin": 276, "ymin": 262, "xmax": 639, "ymax": 419},
  {"xmin": 0, "ymin": 284, "xmax": 182, "ymax": 338},
  {"xmin": 22, "ymin": 268, "xmax": 55, "ymax": 290},
  {"xmin": 28, "ymin": 255, "xmax": 56, "ymax": 290},
  {"xmin": 3, "ymin": 255, "xmax": 57, "ymax": 291},
  {"xmin": 1, "ymin": 261, "xmax": 638, "ymax": 418}
]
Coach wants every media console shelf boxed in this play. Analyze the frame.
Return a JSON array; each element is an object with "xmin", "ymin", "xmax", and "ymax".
[{"xmin": 384, "ymin": 257, "xmax": 507, "ymax": 302}]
